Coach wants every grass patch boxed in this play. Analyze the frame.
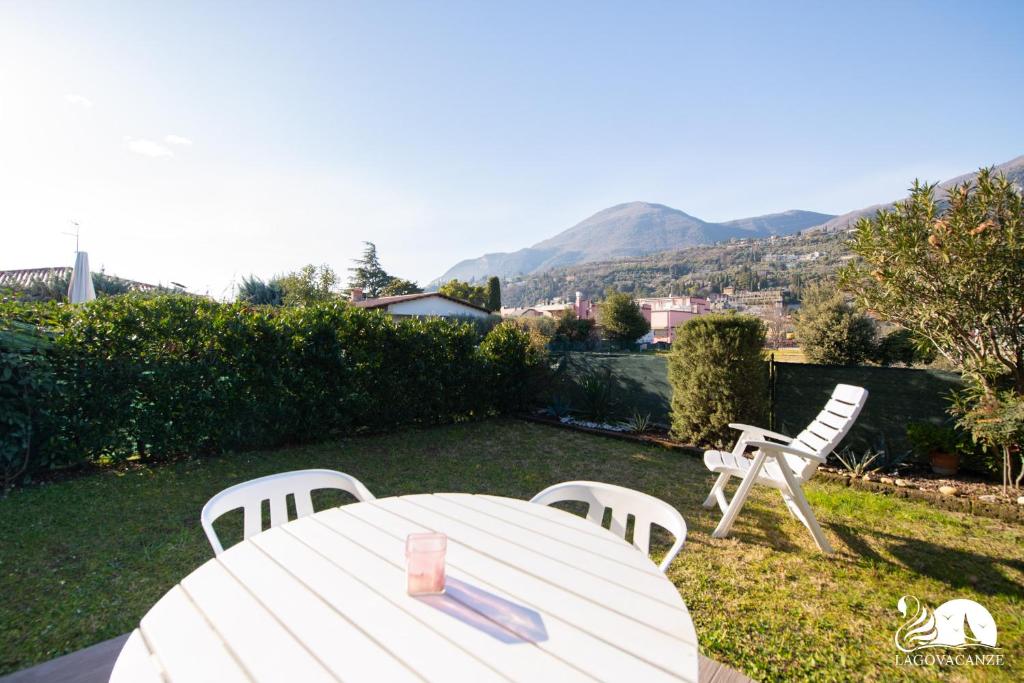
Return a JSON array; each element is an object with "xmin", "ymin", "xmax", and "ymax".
[
  {"xmin": 768, "ymin": 347, "xmax": 808, "ymax": 364},
  {"xmin": 0, "ymin": 419, "xmax": 1021, "ymax": 681}
]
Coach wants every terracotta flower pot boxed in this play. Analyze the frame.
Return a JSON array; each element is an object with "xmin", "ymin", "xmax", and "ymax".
[{"xmin": 929, "ymin": 450, "xmax": 960, "ymax": 476}]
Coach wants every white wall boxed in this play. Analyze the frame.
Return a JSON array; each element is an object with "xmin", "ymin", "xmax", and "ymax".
[{"xmin": 387, "ymin": 295, "xmax": 491, "ymax": 318}]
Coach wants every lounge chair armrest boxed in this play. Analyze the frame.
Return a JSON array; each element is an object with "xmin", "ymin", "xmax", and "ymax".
[
  {"xmin": 729, "ymin": 423, "xmax": 793, "ymax": 443},
  {"xmin": 744, "ymin": 439, "xmax": 827, "ymax": 463}
]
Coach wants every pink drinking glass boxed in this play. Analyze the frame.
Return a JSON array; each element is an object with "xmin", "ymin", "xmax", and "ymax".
[{"xmin": 406, "ymin": 532, "xmax": 447, "ymax": 595}]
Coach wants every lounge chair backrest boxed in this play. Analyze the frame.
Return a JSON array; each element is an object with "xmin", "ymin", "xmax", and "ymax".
[{"xmin": 786, "ymin": 384, "xmax": 868, "ymax": 479}]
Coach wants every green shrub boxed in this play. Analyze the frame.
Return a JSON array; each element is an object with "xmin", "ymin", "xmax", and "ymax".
[
  {"xmin": 575, "ymin": 367, "xmax": 618, "ymax": 422},
  {"xmin": 668, "ymin": 313, "xmax": 768, "ymax": 447},
  {"xmin": 905, "ymin": 421, "xmax": 958, "ymax": 456},
  {"xmin": 599, "ymin": 290, "xmax": 650, "ymax": 347},
  {"xmin": 477, "ymin": 321, "xmax": 546, "ymax": 413},
  {"xmin": 795, "ymin": 282, "xmax": 877, "ymax": 365},
  {"xmin": 0, "ymin": 320, "xmax": 59, "ymax": 492},
  {"xmin": 0, "ymin": 296, "xmax": 542, "ymax": 489},
  {"xmin": 873, "ymin": 328, "xmax": 934, "ymax": 367}
]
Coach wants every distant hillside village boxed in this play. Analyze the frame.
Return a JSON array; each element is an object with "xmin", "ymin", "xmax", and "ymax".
[
  {"xmin": 502, "ymin": 287, "xmax": 790, "ymax": 347},
  {"xmin": 498, "ymin": 229, "xmax": 855, "ymax": 311}
]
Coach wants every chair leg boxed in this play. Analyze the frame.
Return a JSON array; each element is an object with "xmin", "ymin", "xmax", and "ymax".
[
  {"xmin": 779, "ymin": 492, "xmax": 804, "ymax": 523},
  {"xmin": 778, "ymin": 470, "xmax": 833, "ymax": 554},
  {"xmin": 712, "ymin": 452, "xmax": 767, "ymax": 539},
  {"xmin": 703, "ymin": 473, "xmax": 731, "ymax": 510},
  {"xmin": 714, "ymin": 484, "xmax": 730, "ymax": 514}
]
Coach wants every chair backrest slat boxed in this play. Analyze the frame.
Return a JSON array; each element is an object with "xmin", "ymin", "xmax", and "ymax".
[
  {"xmin": 269, "ymin": 495, "xmax": 289, "ymax": 528},
  {"xmin": 243, "ymin": 502, "xmax": 262, "ymax": 540},
  {"xmin": 787, "ymin": 384, "xmax": 868, "ymax": 479},
  {"xmin": 814, "ymin": 410, "xmax": 846, "ymax": 432},
  {"xmin": 530, "ymin": 481, "xmax": 687, "ymax": 573},
  {"xmin": 824, "ymin": 398, "xmax": 858, "ymax": 418},
  {"xmin": 201, "ymin": 469, "xmax": 375, "ymax": 555}
]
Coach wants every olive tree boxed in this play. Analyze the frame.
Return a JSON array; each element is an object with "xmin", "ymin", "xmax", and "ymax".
[{"xmin": 839, "ymin": 168, "xmax": 1024, "ymax": 487}]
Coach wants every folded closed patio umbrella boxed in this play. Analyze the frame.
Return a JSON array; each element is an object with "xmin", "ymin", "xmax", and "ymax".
[{"xmin": 67, "ymin": 251, "xmax": 96, "ymax": 303}]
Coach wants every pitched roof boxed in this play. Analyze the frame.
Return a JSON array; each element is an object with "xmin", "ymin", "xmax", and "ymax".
[
  {"xmin": 351, "ymin": 292, "xmax": 491, "ymax": 314},
  {"xmin": 500, "ymin": 307, "xmax": 543, "ymax": 317},
  {"xmin": 0, "ymin": 266, "xmax": 160, "ymax": 291},
  {"xmin": 0, "ymin": 267, "xmax": 72, "ymax": 288}
]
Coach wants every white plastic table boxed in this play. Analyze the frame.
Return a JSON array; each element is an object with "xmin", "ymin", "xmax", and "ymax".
[{"xmin": 110, "ymin": 493, "xmax": 699, "ymax": 682}]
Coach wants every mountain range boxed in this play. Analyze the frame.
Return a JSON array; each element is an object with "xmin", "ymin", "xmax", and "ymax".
[{"xmin": 433, "ymin": 155, "xmax": 1024, "ymax": 284}]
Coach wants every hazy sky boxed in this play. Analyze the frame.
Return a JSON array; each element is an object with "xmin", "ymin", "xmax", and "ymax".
[{"xmin": 2, "ymin": 1, "xmax": 1022, "ymax": 297}]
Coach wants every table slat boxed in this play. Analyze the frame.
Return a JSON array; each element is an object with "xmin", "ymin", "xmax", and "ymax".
[
  {"xmin": 250, "ymin": 526, "xmax": 508, "ymax": 683},
  {"xmin": 181, "ymin": 559, "xmax": 336, "ymax": 682},
  {"xmin": 106, "ymin": 630, "xmax": 164, "ymax": 683},
  {"xmin": 424, "ymin": 494, "xmax": 677, "ymax": 601},
  {"xmin": 446, "ymin": 494, "xmax": 662, "ymax": 572},
  {"xmin": 218, "ymin": 540, "xmax": 420, "ymax": 682},
  {"xmin": 139, "ymin": 585, "xmax": 251, "ymax": 683},
  {"xmin": 382, "ymin": 496, "xmax": 695, "ymax": 636}
]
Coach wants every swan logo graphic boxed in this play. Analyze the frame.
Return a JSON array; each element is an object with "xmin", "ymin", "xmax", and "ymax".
[{"xmin": 895, "ymin": 596, "xmax": 999, "ymax": 656}]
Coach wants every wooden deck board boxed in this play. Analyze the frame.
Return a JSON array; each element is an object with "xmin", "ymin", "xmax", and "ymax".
[
  {"xmin": 699, "ymin": 653, "xmax": 756, "ymax": 683},
  {"xmin": 0, "ymin": 634, "xmax": 129, "ymax": 683}
]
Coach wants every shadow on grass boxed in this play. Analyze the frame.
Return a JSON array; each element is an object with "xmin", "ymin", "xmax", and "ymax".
[
  {"xmin": 830, "ymin": 523, "xmax": 1024, "ymax": 598},
  {"xmin": 672, "ymin": 476, "xmax": 808, "ymax": 554}
]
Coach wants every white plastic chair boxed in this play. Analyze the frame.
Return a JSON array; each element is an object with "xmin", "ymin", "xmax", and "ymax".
[
  {"xmin": 201, "ymin": 469, "xmax": 376, "ymax": 555},
  {"xmin": 530, "ymin": 481, "xmax": 687, "ymax": 572},
  {"xmin": 702, "ymin": 383, "xmax": 868, "ymax": 553}
]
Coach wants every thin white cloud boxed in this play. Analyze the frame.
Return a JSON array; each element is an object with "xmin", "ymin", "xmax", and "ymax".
[
  {"xmin": 64, "ymin": 93, "xmax": 93, "ymax": 108},
  {"xmin": 164, "ymin": 135, "xmax": 193, "ymax": 146},
  {"xmin": 126, "ymin": 138, "xmax": 174, "ymax": 158}
]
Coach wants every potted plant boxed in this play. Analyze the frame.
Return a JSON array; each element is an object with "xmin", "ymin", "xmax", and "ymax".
[{"xmin": 906, "ymin": 422, "xmax": 960, "ymax": 475}]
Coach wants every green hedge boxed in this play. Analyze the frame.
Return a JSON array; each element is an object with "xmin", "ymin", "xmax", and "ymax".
[{"xmin": 0, "ymin": 297, "xmax": 540, "ymax": 490}]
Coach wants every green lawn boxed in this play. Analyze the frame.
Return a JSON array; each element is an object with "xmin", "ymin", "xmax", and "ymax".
[{"xmin": 0, "ymin": 419, "xmax": 1020, "ymax": 681}]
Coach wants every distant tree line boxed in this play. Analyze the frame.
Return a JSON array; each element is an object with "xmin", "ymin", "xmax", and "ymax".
[
  {"xmin": 238, "ymin": 242, "xmax": 504, "ymax": 312},
  {"xmin": 237, "ymin": 242, "xmax": 427, "ymax": 307}
]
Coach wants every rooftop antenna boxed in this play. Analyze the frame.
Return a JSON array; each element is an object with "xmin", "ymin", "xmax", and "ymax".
[{"xmin": 62, "ymin": 220, "xmax": 81, "ymax": 252}]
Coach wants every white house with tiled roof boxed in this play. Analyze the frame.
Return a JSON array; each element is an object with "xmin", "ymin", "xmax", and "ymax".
[{"xmin": 349, "ymin": 289, "xmax": 492, "ymax": 318}]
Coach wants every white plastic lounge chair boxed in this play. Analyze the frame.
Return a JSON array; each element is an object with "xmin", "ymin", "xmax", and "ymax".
[
  {"xmin": 530, "ymin": 480, "xmax": 687, "ymax": 572},
  {"xmin": 201, "ymin": 469, "xmax": 376, "ymax": 555},
  {"xmin": 702, "ymin": 384, "xmax": 868, "ymax": 553}
]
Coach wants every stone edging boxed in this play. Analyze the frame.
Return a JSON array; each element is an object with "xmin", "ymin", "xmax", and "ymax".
[
  {"xmin": 815, "ymin": 471, "xmax": 1023, "ymax": 524},
  {"xmin": 517, "ymin": 415, "xmax": 1023, "ymax": 525},
  {"xmin": 517, "ymin": 414, "xmax": 700, "ymax": 453}
]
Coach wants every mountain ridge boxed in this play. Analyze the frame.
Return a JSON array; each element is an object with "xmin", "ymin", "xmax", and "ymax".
[
  {"xmin": 433, "ymin": 203, "xmax": 834, "ymax": 284},
  {"xmin": 433, "ymin": 155, "xmax": 1024, "ymax": 285},
  {"xmin": 810, "ymin": 155, "xmax": 1024, "ymax": 233}
]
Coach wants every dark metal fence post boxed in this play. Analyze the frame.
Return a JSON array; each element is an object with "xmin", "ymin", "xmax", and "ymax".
[{"xmin": 768, "ymin": 353, "xmax": 777, "ymax": 431}]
